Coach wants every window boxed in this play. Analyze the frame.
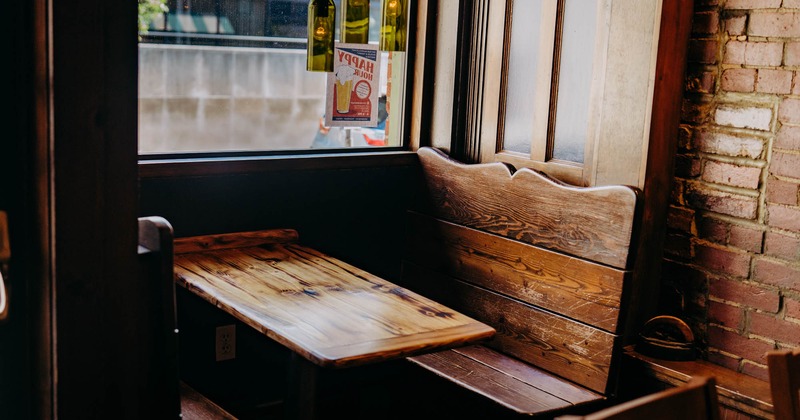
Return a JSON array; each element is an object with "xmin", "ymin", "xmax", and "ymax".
[
  {"xmin": 411, "ymin": 0, "xmax": 669, "ymax": 186},
  {"xmin": 430, "ymin": 0, "xmax": 667, "ymax": 187},
  {"xmin": 481, "ymin": 0, "xmax": 603, "ymax": 185},
  {"xmin": 500, "ymin": 0, "xmax": 598, "ymax": 164},
  {"xmin": 138, "ymin": 0, "xmax": 410, "ymax": 156}
]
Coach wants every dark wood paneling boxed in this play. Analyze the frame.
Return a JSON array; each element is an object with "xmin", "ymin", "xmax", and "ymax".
[
  {"xmin": 53, "ymin": 0, "xmax": 146, "ymax": 418},
  {"xmin": 2, "ymin": 0, "xmax": 52, "ymax": 418},
  {"xmin": 140, "ymin": 163, "xmax": 418, "ymax": 282},
  {"xmin": 0, "ymin": 0, "xmax": 54, "ymax": 419}
]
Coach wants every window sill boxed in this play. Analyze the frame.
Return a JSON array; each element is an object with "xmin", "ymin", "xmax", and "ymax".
[
  {"xmin": 138, "ymin": 150, "xmax": 419, "ymax": 179},
  {"xmin": 622, "ymin": 346, "xmax": 773, "ymax": 419}
]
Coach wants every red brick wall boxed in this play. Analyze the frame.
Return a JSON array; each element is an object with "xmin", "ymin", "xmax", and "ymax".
[{"xmin": 665, "ymin": 0, "xmax": 800, "ymax": 381}]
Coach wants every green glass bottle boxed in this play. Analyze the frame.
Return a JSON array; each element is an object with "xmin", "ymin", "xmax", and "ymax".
[
  {"xmin": 341, "ymin": 0, "xmax": 370, "ymax": 44},
  {"xmin": 307, "ymin": 0, "xmax": 335, "ymax": 72},
  {"xmin": 379, "ymin": 0, "xmax": 407, "ymax": 51}
]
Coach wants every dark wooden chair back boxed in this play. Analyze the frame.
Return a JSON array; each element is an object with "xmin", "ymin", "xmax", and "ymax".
[
  {"xmin": 767, "ymin": 348, "xmax": 800, "ymax": 420},
  {"xmin": 402, "ymin": 147, "xmax": 642, "ymax": 394},
  {"xmin": 141, "ymin": 216, "xmax": 239, "ymax": 419},
  {"xmin": 138, "ymin": 216, "xmax": 180, "ymax": 418},
  {"xmin": 555, "ymin": 376, "xmax": 720, "ymax": 420}
]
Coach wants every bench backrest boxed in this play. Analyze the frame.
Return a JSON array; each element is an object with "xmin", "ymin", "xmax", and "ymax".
[{"xmin": 401, "ymin": 147, "xmax": 642, "ymax": 394}]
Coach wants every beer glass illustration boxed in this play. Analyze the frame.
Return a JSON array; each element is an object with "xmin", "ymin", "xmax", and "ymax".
[{"xmin": 335, "ymin": 66, "xmax": 356, "ymax": 114}]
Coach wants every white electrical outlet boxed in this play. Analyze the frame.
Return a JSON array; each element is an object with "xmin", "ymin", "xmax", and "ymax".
[{"xmin": 215, "ymin": 324, "xmax": 236, "ymax": 361}]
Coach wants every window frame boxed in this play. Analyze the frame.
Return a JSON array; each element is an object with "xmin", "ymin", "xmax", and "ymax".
[
  {"xmin": 137, "ymin": 0, "xmax": 422, "ymax": 176},
  {"xmin": 477, "ymin": 0, "xmax": 608, "ymax": 186},
  {"xmin": 436, "ymin": 0, "xmax": 668, "ymax": 189},
  {"xmin": 137, "ymin": 149, "xmax": 418, "ymax": 178}
]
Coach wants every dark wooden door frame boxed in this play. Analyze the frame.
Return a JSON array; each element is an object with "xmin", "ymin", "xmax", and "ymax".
[
  {"xmin": 4, "ymin": 1, "xmax": 155, "ymax": 419},
  {"xmin": 52, "ymin": 0, "xmax": 149, "ymax": 418},
  {"xmin": 2, "ymin": 0, "xmax": 54, "ymax": 418}
]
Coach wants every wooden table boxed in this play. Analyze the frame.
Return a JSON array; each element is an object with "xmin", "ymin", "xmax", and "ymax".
[{"xmin": 173, "ymin": 229, "xmax": 495, "ymax": 418}]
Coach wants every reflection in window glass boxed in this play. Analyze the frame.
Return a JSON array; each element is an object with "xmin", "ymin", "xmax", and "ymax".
[
  {"xmin": 551, "ymin": 0, "xmax": 597, "ymax": 163},
  {"xmin": 138, "ymin": 0, "xmax": 405, "ymax": 155},
  {"xmin": 501, "ymin": 1, "xmax": 542, "ymax": 155}
]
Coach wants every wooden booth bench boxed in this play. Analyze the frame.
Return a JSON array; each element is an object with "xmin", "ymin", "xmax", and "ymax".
[
  {"xmin": 397, "ymin": 147, "xmax": 643, "ymax": 417},
  {"xmin": 171, "ymin": 146, "xmax": 643, "ymax": 419}
]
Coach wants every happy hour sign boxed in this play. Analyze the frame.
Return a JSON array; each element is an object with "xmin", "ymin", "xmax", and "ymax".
[{"xmin": 325, "ymin": 43, "xmax": 380, "ymax": 127}]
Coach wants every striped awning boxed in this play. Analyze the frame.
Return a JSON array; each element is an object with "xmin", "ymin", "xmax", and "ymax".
[{"xmin": 150, "ymin": 13, "xmax": 235, "ymax": 34}]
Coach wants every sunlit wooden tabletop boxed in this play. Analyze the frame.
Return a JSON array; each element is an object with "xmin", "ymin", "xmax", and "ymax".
[{"xmin": 173, "ymin": 230, "xmax": 495, "ymax": 369}]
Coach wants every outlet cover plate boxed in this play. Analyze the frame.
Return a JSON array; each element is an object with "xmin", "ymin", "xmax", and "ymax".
[{"xmin": 215, "ymin": 324, "xmax": 236, "ymax": 361}]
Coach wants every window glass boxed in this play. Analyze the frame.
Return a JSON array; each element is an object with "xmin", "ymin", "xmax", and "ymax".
[
  {"xmin": 138, "ymin": 0, "xmax": 406, "ymax": 155},
  {"xmin": 550, "ymin": 0, "xmax": 597, "ymax": 163},
  {"xmin": 495, "ymin": 0, "xmax": 596, "ymax": 170},
  {"xmin": 501, "ymin": 1, "xmax": 543, "ymax": 155}
]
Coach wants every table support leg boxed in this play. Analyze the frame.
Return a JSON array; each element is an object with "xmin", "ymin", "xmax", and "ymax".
[{"xmin": 286, "ymin": 353, "xmax": 318, "ymax": 419}]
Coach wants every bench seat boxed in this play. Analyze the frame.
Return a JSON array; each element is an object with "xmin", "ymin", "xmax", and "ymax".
[{"xmin": 409, "ymin": 345, "xmax": 603, "ymax": 415}]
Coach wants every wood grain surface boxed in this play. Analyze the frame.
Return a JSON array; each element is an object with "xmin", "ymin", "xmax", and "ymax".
[
  {"xmin": 408, "ymin": 345, "xmax": 603, "ymax": 414},
  {"xmin": 405, "ymin": 212, "xmax": 630, "ymax": 333},
  {"xmin": 398, "ymin": 148, "xmax": 643, "ymax": 399},
  {"xmin": 174, "ymin": 238, "xmax": 495, "ymax": 369},
  {"xmin": 174, "ymin": 229, "xmax": 299, "ymax": 254},
  {"xmin": 402, "ymin": 263, "xmax": 619, "ymax": 394},
  {"xmin": 416, "ymin": 147, "xmax": 640, "ymax": 269},
  {"xmin": 767, "ymin": 348, "xmax": 800, "ymax": 420},
  {"xmin": 179, "ymin": 381, "xmax": 238, "ymax": 420}
]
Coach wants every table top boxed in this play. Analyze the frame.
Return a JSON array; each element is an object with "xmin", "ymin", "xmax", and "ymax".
[{"xmin": 173, "ymin": 230, "xmax": 495, "ymax": 369}]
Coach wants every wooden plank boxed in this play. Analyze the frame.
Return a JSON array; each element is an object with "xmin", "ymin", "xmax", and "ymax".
[
  {"xmin": 408, "ymin": 348, "xmax": 582, "ymax": 415},
  {"xmin": 405, "ymin": 212, "xmax": 629, "ymax": 333},
  {"xmin": 767, "ymin": 349, "xmax": 800, "ymax": 420},
  {"xmin": 415, "ymin": 147, "xmax": 640, "ymax": 269},
  {"xmin": 453, "ymin": 345, "xmax": 602, "ymax": 404},
  {"xmin": 402, "ymin": 263, "xmax": 619, "ymax": 393},
  {"xmin": 174, "ymin": 229, "xmax": 299, "ymax": 254},
  {"xmin": 174, "ymin": 243, "xmax": 495, "ymax": 369},
  {"xmin": 179, "ymin": 381, "xmax": 237, "ymax": 420}
]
